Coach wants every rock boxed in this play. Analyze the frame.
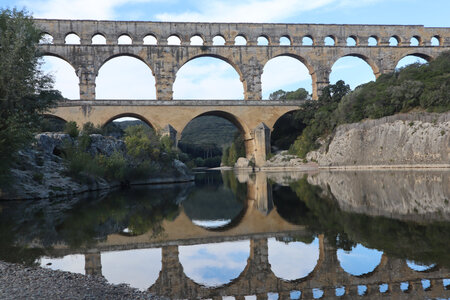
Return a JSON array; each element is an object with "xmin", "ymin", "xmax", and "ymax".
[
  {"xmin": 307, "ymin": 112, "xmax": 450, "ymax": 167},
  {"xmin": 35, "ymin": 133, "xmax": 72, "ymax": 155},
  {"xmin": 262, "ymin": 151, "xmax": 318, "ymax": 170},
  {"xmin": 172, "ymin": 159, "xmax": 190, "ymax": 177},
  {"xmin": 87, "ymin": 134, "xmax": 126, "ymax": 157},
  {"xmin": 235, "ymin": 157, "xmax": 250, "ymax": 168}
]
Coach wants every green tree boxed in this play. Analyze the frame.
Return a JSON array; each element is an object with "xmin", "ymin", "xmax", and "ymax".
[{"xmin": 0, "ymin": 8, "xmax": 61, "ymax": 180}]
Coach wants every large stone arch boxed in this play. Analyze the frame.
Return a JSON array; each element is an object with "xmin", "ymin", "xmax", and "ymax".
[
  {"xmin": 261, "ymin": 53, "xmax": 316, "ymax": 99},
  {"xmin": 38, "ymin": 52, "xmax": 78, "ymax": 74},
  {"xmin": 102, "ymin": 113, "xmax": 155, "ymax": 129},
  {"xmin": 96, "ymin": 53, "xmax": 155, "ymax": 77},
  {"xmin": 338, "ymin": 53, "xmax": 381, "ymax": 77},
  {"xmin": 394, "ymin": 52, "xmax": 434, "ymax": 67}
]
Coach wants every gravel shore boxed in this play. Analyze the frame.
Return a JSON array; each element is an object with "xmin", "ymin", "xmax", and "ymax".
[{"xmin": 0, "ymin": 261, "xmax": 163, "ymax": 300}]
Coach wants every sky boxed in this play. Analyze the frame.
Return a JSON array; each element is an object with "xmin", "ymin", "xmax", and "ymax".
[{"xmin": 2, "ymin": 0, "xmax": 449, "ymax": 100}]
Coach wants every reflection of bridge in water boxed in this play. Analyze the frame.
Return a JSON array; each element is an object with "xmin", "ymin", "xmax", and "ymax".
[{"xmin": 44, "ymin": 172, "xmax": 449, "ymax": 299}]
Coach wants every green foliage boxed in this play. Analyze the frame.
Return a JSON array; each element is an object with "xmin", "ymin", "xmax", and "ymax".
[
  {"xmin": 95, "ymin": 151, "xmax": 127, "ymax": 181},
  {"xmin": 269, "ymin": 87, "xmax": 310, "ymax": 100},
  {"xmin": 81, "ymin": 122, "xmax": 103, "ymax": 135},
  {"xmin": 39, "ymin": 117, "xmax": 65, "ymax": 132},
  {"xmin": 288, "ymin": 52, "xmax": 450, "ymax": 158},
  {"xmin": 221, "ymin": 132, "xmax": 246, "ymax": 166},
  {"xmin": 64, "ymin": 121, "xmax": 79, "ymax": 138},
  {"xmin": 0, "ymin": 8, "xmax": 61, "ymax": 181}
]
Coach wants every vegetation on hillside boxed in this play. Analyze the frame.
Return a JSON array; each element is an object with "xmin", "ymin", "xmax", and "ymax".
[
  {"xmin": 0, "ymin": 8, "xmax": 62, "ymax": 181},
  {"xmin": 221, "ymin": 132, "xmax": 246, "ymax": 166},
  {"xmin": 285, "ymin": 52, "xmax": 450, "ymax": 158}
]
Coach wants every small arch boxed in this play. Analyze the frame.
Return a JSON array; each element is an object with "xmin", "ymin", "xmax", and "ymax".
[
  {"xmin": 368, "ymin": 36, "xmax": 378, "ymax": 46},
  {"xmin": 410, "ymin": 36, "xmax": 421, "ymax": 46},
  {"xmin": 389, "ymin": 35, "xmax": 400, "ymax": 46},
  {"xmin": 91, "ymin": 33, "xmax": 106, "ymax": 45},
  {"xmin": 279, "ymin": 36, "xmax": 291, "ymax": 46},
  {"xmin": 302, "ymin": 35, "xmax": 314, "ymax": 46},
  {"xmin": 65, "ymin": 33, "xmax": 80, "ymax": 45},
  {"xmin": 235, "ymin": 34, "xmax": 247, "ymax": 45},
  {"xmin": 190, "ymin": 35, "xmax": 204, "ymax": 46},
  {"xmin": 347, "ymin": 36, "xmax": 358, "ymax": 46},
  {"xmin": 431, "ymin": 36, "xmax": 441, "ymax": 46},
  {"xmin": 167, "ymin": 35, "xmax": 181, "ymax": 45},
  {"xmin": 257, "ymin": 35, "xmax": 269, "ymax": 46},
  {"xmin": 39, "ymin": 33, "xmax": 53, "ymax": 44},
  {"xmin": 324, "ymin": 36, "xmax": 336, "ymax": 46},
  {"xmin": 212, "ymin": 35, "xmax": 226, "ymax": 45},
  {"xmin": 118, "ymin": 34, "xmax": 132, "ymax": 45},
  {"xmin": 143, "ymin": 34, "xmax": 158, "ymax": 45}
]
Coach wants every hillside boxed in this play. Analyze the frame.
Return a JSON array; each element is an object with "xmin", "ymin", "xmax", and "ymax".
[{"xmin": 180, "ymin": 116, "xmax": 238, "ymax": 148}]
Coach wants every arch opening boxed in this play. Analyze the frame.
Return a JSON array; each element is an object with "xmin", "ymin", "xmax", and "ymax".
[
  {"xmin": 102, "ymin": 248, "xmax": 162, "ymax": 291},
  {"xmin": 39, "ymin": 33, "xmax": 53, "ymax": 44},
  {"xmin": 389, "ymin": 36, "xmax": 400, "ymax": 46},
  {"xmin": 271, "ymin": 109, "xmax": 304, "ymax": 152},
  {"xmin": 65, "ymin": 33, "xmax": 80, "ymax": 45},
  {"xmin": 431, "ymin": 36, "xmax": 441, "ymax": 46},
  {"xmin": 40, "ymin": 114, "xmax": 67, "ymax": 133},
  {"xmin": 118, "ymin": 34, "xmax": 132, "ymax": 45},
  {"xmin": 280, "ymin": 36, "xmax": 291, "ymax": 46},
  {"xmin": 92, "ymin": 33, "xmax": 106, "ymax": 45},
  {"xmin": 262, "ymin": 55, "xmax": 312, "ymax": 100},
  {"xmin": 179, "ymin": 113, "xmax": 247, "ymax": 168},
  {"xmin": 337, "ymin": 244, "xmax": 383, "ymax": 276},
  {"xmin": 39, "ymin": 55, "xmax": 80, "ymax": 99},
  {"xmin": 96, "ymin": 55, "xmax": 156, "ymax": 100},
  {"xmin": 410, "ymin": 36, "xmax": 420, "ymax": 46},
  {"xmin": 173, "ymin": 56, "xmax": 244, "ymax": 100},
  {"xmin": 190, "ymin": 35, "xmax": 204, "ymax": 46},
  {"xmin": 347, "ymin": 36, "xmax": 357, "ymax": 46},
  {"xmin": 143, "ymin": 34, "xmax": 157, "ymax": 45},
  {"xmin": 302, "ymin": 36, "xmax": 313, "ymax": 46},
  {"xmin": 406, "ymin": 260, "xmax": 436, "ymax": 272},
  {"xmin": 212, "ymin": 35, "xmax": 226, "ymax": 45},
  {"xmin": 368, "ymin": 36, "xmax": 378, "ymax": 46},
  {"xmin": 330, "ymin": 55, "xmax": 376, "ymax": 90},
  {"xmin": 235, "ymin": 35, "xmax": 247, "ymax": 45},
  {"xmin": 395, "ymin": 54, "xmax": 429, "ymax": 70},
  {"xmin": 102, "ymin": 115, "xmax": 154, "ymax": 138},
  {"xmin": 257, "ymin": 36, "xmax": 269, "ymax": 46},
  {"xmin": 179, "ymin": 240, "xmax": 250, "ymax": 287},
  {"xmin": 167, "ymin": 35, "xmax": 181, "ymax": 45},
  {"xmin": 268, "ymin": 237, "xmax": 320, "ymax": 281},
  {"xmin": 324, "ymin": 36, "xmax": 335, "ymax": 46}
]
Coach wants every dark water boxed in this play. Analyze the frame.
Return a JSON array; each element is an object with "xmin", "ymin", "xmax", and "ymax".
[{"xmin": 0, "ymin": 170, "xmax": 449, "ymax": 299}]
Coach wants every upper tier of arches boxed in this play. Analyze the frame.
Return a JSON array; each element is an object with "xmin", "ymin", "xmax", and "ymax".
[{"xmin": 35, "ymin": 19, "xmax": 449, "ymax": 47}]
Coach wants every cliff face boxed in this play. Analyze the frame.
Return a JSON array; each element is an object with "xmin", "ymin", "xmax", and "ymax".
[{"xmin": 307, "ymin": 112, "xmax": 450, "ymax": 167}]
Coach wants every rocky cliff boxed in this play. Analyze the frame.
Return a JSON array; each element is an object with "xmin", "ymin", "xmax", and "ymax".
[{"xmin": 307, "ymin": 112, "xmax": 450, "ymax": 167}]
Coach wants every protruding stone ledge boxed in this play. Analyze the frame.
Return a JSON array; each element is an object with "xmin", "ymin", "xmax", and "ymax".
[{"xmin": 56, "ymin": 99, "xmax": 306, "ymax": 107}]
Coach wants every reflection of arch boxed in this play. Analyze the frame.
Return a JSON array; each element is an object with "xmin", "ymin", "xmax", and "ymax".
[
  {"xmin": 337, "ymin": 244, "xmax": 384, "ymax": 276},
  {"xmin": 103, "ymin": 113, "xmax": 155, "ymax": 129}
]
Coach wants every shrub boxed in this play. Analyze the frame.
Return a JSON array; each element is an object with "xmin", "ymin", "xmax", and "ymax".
[
  {"xmin": 64, "ymin": 121, "xmax": 79, "ymax": 138},
  {"xmin": 82, "ymin": 122, "xmax": 103, "ymax": 135}
]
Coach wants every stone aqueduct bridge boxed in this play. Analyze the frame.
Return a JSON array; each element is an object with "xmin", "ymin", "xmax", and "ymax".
[{"xmin": 36, "ymin": 19, "xmax": 450, "ymax": 165}]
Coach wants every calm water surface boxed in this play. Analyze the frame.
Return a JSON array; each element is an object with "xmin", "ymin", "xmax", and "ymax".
[{"xmin": 0, "ymin": 170, "xmax": 449, "ymax": 299}]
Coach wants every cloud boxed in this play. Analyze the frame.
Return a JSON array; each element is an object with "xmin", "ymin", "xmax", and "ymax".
[
  {"xmin": 155, "ymin": 0, "xmax": 385, "ymax": 23},
  {"xmin": 19, "ymin": 0, "xmax": 157, "ymax": 19}
]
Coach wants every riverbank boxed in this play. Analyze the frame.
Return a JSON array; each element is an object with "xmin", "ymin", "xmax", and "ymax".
[{"xmin": 0, "ymin": 261, "xmax": 161, "ymax": 300}]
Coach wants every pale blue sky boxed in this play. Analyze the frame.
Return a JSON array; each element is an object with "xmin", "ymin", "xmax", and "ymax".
[{"xmin": 2, "ymin": 0, "xmax": 448, "ymax": 99}]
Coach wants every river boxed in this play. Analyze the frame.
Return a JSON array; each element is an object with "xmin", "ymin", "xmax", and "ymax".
[{"xmin": 0, "ymin": 170, "xmax": 449, "ymax": 299}]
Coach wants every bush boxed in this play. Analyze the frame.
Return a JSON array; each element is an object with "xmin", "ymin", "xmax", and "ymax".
[
  {"xmin": 64, "ymin": 121, "xmax": 79, "ymax": 138},
  {"xmin": 82, "ymin": 122, "xmax": 103, "ymax": 135}
]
